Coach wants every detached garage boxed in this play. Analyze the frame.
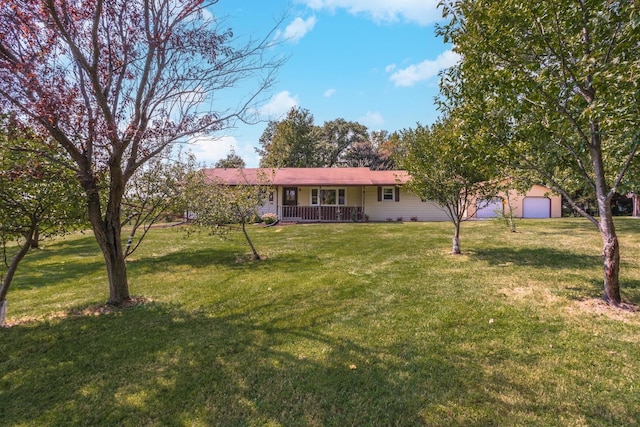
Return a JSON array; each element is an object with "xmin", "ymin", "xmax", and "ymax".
[
  {"xmin": 476, "ymin": 198, "xmax": 504, "ymax": 218},
  {"xmin": 523, "ymin": 197, "xmax": 552, "ymax": 218},
  {"xmin": 471, "ymin": 184, "xmax": 561, "ymax": 219}
]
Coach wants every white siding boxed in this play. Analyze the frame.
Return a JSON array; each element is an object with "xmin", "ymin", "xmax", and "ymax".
[
  {"xmin": 346, "ymin": 187, "xmax": 363, "ymax": 206},
  {"xmin": 257, "ymin": 189, "xmax": 278, "ymax": 217},
  {"xmin": 364, "ymin": 187, "xmax": 449, "ymax": 222}
]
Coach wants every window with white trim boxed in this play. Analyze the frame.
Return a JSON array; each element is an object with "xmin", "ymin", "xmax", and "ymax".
[
  {"xmin": 382, "ymin": 186, "xmax": 395, "ymax": 201},
  {"xmin": 377, "ymin": 186, "xmax": 400, "ymax": 202},
  {"xmin": 311, "ymin": 188, "xmax": 346, "ymax": 205}
]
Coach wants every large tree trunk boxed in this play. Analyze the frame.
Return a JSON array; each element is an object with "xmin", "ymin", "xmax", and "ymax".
[
  {"xmin": 590, "ymin": 121, "xmax": 622, "ymax": 306},
  {"xmin": 599, "ymin": 203, "xmax": 621, "ymax": 305},
  {"xmin": 85, "ymin": 174, "xmax": 131, "ymax": 306},
  {"xmin": 0, "ymin": 221, "xmax": 36, "ymax": 327}
]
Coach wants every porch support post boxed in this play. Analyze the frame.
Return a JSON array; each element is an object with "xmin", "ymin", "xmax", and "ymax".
[
  {"xmin": 362, "ymin": 186, "xmax": 365, "ymax": 221},
  {"xmin": 319, "ymin": 186, "xmax": 322, "ymax": 221},
  {"xmin": 277, "ymin": 187, "xmax": 281, "ymax": 220}
]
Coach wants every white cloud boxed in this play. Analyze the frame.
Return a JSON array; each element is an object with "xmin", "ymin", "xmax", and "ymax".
[
  {"xmin": 385, "ymin": 64, "xmax": 396, "ymax": 73},
  {"xmin": 187, "ymin": 135, "xmax": 239, "ymax": 167},
  {"xmin": 359, "ymin": 111, "xmax": 384, "ymax": 128},
  {"xmin": 186, "ymin": 134, "xmax": 262, "ymax": 168},
  {"xmin": 201, "ymin": 8, "xmax": 214, "ymax": 24},
  {"xmin": 299, "ymin": 0, "xmax": 441, "ymax": 26},
  {"xmin": 323, "ymin": 88, "xmax": 336, "ymax": 98},
  {"xmin": 388, "ymin": 49, "xmax": 460, "ymax": 87},
  {"xmin": 259, "ymin": 90, "xmax": 299, "ymax": 119},
  {"xmin": 281, "ymin": 16, "xmax": 317, "ymax": 42}
]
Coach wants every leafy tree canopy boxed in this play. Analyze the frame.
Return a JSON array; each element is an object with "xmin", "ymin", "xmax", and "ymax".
[
  {"xmin": 215, "ymin": 149, "xmax": 246, "ymax": 169},
  {"xmin": 0, "ymin": 117, "xmax": 85, "ymax": 324},
  {"xmin": 182, "ymin": 169, "xmax": 272, "ymax": 260},
  {"xmin": 400, "ymin": 115, "xmax": 500, "ymax": 254},
  {"xmin": 0, "ymin": 0, "xmax": 283, "ymax": 305},
  {"xmin": 122, "ymin": 148, "xmax": 198, "ymax": 257},
  {"xmin": 257, "ymin": 107, "xmax": 403, "ymax": 169},
  {"xmin": 438, "ymin": 0, "xmax": 640, "ymax": 304},
  {"xmin": 258, "ymin": 107, "xmax": 320, "ymax": 168}
]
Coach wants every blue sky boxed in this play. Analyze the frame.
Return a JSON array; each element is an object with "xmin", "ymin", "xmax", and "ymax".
[{"xmin": 189, "ymin": 0, "xmax": 457, "ymax": 167}]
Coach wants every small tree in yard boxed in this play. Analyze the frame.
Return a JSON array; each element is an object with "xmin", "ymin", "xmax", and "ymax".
[
  {"xmin": 122, "ymin": 149, "xmax": 197, "ymax": 258},
  {"xmin": 0, "ymin": 1, "xmax": 283, "ymax": 305},
  {"xmin": 0, "ymin": 119, "xmax": 85, "ymax": 326},
  {"xmin": 400, "ymin": 116, "xmax": 499, "ymax": 254},
  {"xmin": 184, "ymin": 169, "xmax": 272, "ymax": 261}
]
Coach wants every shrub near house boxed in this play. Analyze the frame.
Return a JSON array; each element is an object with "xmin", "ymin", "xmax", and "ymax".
[{"xmin": 261, "ymin": 213, "xmax": 278, "ymax": 225}]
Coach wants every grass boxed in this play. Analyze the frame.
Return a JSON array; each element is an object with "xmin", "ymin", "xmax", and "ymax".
[{"xmin": 1, "ymin": 218, "xmax": 640, "ymax": 426}]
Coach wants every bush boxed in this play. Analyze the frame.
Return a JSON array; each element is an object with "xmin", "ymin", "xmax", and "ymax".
[{"xmin": 261, "ymin": 213, "xmax": 278, "ymax": 225}]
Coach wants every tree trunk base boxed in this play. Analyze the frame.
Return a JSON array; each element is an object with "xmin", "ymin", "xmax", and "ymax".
[
  {"xmin": 106, "ymin": 297, "xmax": 133, "ymax": 308},
  {"xmin": 602, "ymin": 293, "xmax": 621, "ymax": 307},
  {"xmin": 452, "ymin": 237, "xmax": 461, "ymax": 254}
]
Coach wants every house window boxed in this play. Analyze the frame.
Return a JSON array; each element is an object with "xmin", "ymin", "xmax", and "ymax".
[
  {"xmin": 322, "ymin": 189, "xmax": 336, "ymax": 205},
  {"xmin": 311, "ymin": 188, "xmax": 346, "ymax": 205},
  {"xmin": 382, "ymin": 187, "xmax": 395, "ymax": 201},
  {"xmin": 378, "ymin": 186, "xmax": 400, "ymax": 202}
]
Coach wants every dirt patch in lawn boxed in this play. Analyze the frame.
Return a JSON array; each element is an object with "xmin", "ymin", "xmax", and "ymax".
[
  {"xmin": 4, "ymin": 296, "xmax": 151, "ymax": 327},
  {"xmin": 570, "ymin": 297, "xmax": 639, "ymax": 323}
]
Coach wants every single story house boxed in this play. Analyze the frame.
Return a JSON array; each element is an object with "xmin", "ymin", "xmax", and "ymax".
[{"xmin": 203, "ymin": 167, "xmax": 562, "ymax": 222}]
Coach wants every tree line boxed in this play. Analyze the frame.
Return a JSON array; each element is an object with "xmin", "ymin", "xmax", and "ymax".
[{"xmin": 256, "ymin": 106, "xmax": 401, "ymax": 170}]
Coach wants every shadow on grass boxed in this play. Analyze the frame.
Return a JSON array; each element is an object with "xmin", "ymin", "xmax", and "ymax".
[
  {"xmin": 10, "ymin": 234, "xmax": 105, "ymax": 290},
  {"xmin": 474, "ymin": 246, "xmax": 600, "ymax": 270},
  {"xmin": 2, "ymin": 300, "xmax": 619, "ymax": 426},
  {"xmin": 29, "ymin": 232, "xmax": 97, "ymax": 254},
  {"xmin": 479, "ymin": 243, "xmax": 640, "ymax": 305},
  {"xmin": 0, "ymin": 302, "xmax": 454, "ymax": 425},
  {"xmin": 127, "ymin": 246, "xmax": 320, "ymax": 275},
  {"xmin": 581, "ymin": 278, "xmax": 640, "ymax": 305}
]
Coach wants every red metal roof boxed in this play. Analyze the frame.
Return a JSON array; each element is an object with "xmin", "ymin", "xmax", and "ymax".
[{"xmin": 203, "ymin": 167, "xmax": 409, "ymax": 186}]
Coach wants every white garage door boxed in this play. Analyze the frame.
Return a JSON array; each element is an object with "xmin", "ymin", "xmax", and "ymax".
[
  {"xmin": 523, "ymin": 197, "xmax": 551, "ymax": 218},
  {"xmin": 476, "ymin": 198, "xmax": 503, "ymax": 218}
]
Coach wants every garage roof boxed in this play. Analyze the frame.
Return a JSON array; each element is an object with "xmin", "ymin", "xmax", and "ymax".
[{"xmin": 203, "ymin": 167, "xmax": 409, "ymax": 186}]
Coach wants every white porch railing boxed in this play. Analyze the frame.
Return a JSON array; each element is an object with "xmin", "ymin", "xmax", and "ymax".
[{"xmin": 281, "ymin": 206, "xmax": 364, "ymax": 222}]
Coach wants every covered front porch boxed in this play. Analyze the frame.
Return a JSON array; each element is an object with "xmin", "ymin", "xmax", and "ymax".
[{"xmin": 273, "ymin": 185, "xmax": 366, "ymax": 222}]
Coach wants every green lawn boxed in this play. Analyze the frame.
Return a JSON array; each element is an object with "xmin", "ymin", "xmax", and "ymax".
[{"xmin": 1, "ymin": 219, "xmax": 640, "ymax": 426}]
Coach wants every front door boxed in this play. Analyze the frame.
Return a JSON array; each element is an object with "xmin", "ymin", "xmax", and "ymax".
[
  {"xmin": 282, "ymin": 187, "xmax": 298, "ymax": 219},
  {"xmin": 283, "ymin": 187, "xmax": 298, "ymax": 206}
]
